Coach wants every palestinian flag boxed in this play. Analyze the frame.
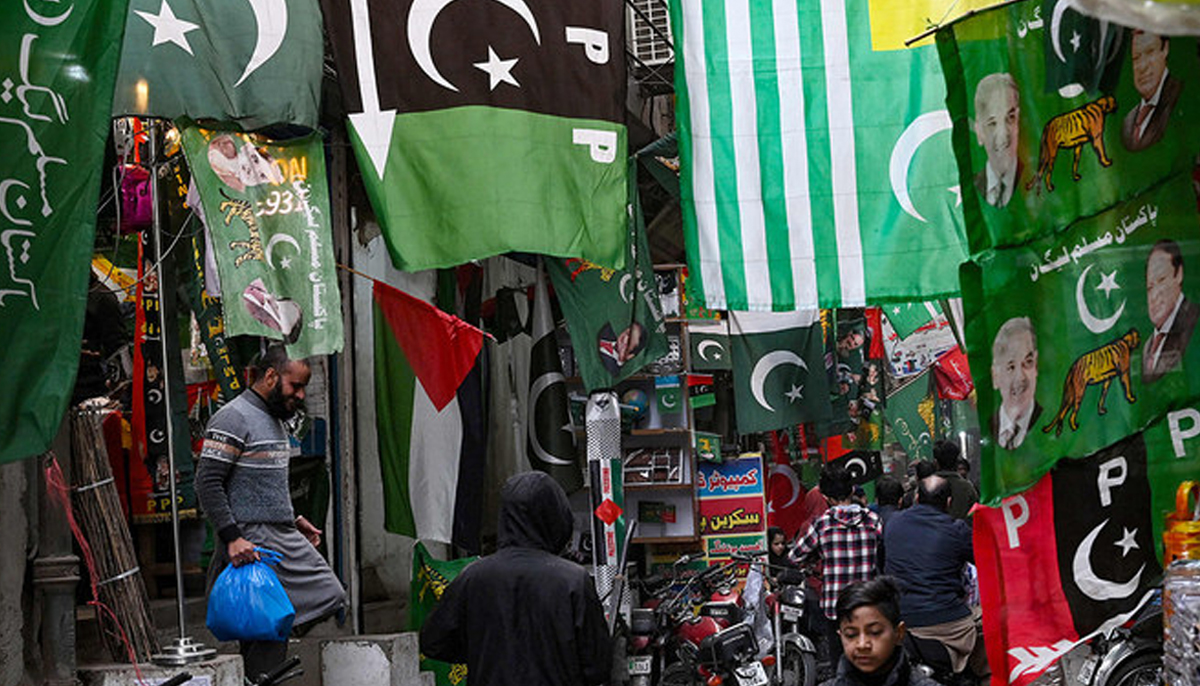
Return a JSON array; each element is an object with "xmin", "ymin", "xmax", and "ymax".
[
  {"xmin": 974, "ymin": 434, "xmax": 1163, "ymax": 686},
  {"xmin": 321, "ymin": 0, "xmax": 627, "ymax": 271},
  {"xmin": 373, "ymin": 281, "xmax": 485, "ymax": 552}
]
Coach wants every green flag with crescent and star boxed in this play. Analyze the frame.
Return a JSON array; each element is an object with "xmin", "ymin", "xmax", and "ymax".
[
  {"xmin": 528, "ymin": 265, "xmax": 583, "ymax": 492},
  {"xmin": 937, "ymin": 3, "xmax": 1200, "ymax": 254},
  {"xmin": 320, "ymin": 0, "xmax": 627, "ymax": 271},
  {"xmin": 690, "ymin": 319, "xmax": 732, "ymax": 371},
  {"xmin": 546, "ymin": 159, "xmax": 667, "ymax": 392},
  {"xmin": 963, "ymin": 172, "xmax": 1200, "ymax": 503},
  {"xmin": 671, "ymin": 0, "xmax": 991, "ymax": 310},
  {"xmin": 885, "ymin": 301, "xmax": 945, "ymax": 340},
  {"xmin": 730, "ymin": 310, "xmax": 831, "ymax": 434},
  {"xmin": 180, "ymin": 124, "xmax": 343, "ymax": 358},
  {"xmin": 113, "ymin": 0, "xmax": 323, "ymax": 129},
  {"xmin": 0, "ymin": 0, "xmax": 129, "ymax": 464}
]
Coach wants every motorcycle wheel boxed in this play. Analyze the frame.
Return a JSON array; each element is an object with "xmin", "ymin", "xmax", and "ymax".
[
  {"xmin": 779, "ymin": 645, "xmax": 817, "ymax": 686},
  {"xmin": 1104, "ymin": 652, "xmax": 1162, "ymax": 686},
  {"xmin": 661, "ymin": 663, "xmax": 696, "ymax": 686}
]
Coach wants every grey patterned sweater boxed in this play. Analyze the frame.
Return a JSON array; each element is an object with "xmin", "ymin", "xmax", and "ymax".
[{"xmin": 196, "ymin": 390, "xmax": 297, "ymax": 544}]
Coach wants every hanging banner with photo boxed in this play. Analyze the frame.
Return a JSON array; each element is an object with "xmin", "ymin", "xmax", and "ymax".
[
  {"xmin": 937, "ymin": 3, "xmax": 1200, "ymax": 253},
  {"xmin": 0, "ymin": 0, "xmax": 130, "ymax": 464},
  {"xmin": 963, "ymin": 173, "xmax": 1200, "ymax": 502},
  {"xmin": 181, "ymin": 124, "xmax": 343, "ymax": 358}
]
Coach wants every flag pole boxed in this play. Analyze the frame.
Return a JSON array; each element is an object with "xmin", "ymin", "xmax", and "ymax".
[
  {"xmin": 148, "ymin": 118, "xmax": 216, "ymax": 666},
  {"xmin": 903, "ymin": 0, "xmax": 1026, "ymax": 46}
]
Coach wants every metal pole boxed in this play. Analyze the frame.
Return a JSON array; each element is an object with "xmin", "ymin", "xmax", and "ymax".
[{"xmin": 149, "ymin": 119, "xmax": 215, "ymax": 666}]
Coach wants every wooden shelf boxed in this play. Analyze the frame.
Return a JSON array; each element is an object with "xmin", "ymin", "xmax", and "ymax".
[
  {"xmin": 630, "ymin": 427, "xmax": 689, "ymax": 436},
  {"xmin": 624, "ymin": 482, "xmax": 693, "ymax": 491},
  {"xmin": 633, "ymin": 535, "xmax": 700, "ymax": 545}
]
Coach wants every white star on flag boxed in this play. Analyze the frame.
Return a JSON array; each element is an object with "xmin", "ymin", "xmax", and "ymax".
[
  {"xmin": 473, "ymin": 47, "xmax": 520, "ymax": 91},
  {"xmin": 1096, "ymin": 270, "xmax": 1120, "ymax": 298},
  {"xmin": 785, "ymin": 384, "xmax": 804, "ymax": 403},
  {"xmin": 136, "ymin": 0, "xmax": 200, "ymax": 56},
  {"xmin": 1114, "ymin": 527, "xmax": 1139, "ymax": 556}
]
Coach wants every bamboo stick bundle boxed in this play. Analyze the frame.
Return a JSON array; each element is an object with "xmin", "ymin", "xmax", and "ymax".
[{"xmin": 70, "ymin": 407, "xmax": 160, "ymax": 662}]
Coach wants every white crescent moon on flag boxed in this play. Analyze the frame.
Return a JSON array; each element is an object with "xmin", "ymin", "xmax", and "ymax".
[
  {"xmin": 24, "ymin": 0, "xmax": 73, "ymax": 27},
  {"xmin": 889, "ymin": 110, "xmax": 952, "ymax": 223},
  {"xmin": 768, "ymin": 463, "xmax": 801, "ymax": 512},
  {"xmin": 1073, "ymin": 518, "xmax": 1145, "ymax": 600},
  {"xmin": 844, "ymin": 456, "xmax": 868, "ymax": 480},
  {"xmin": 750, "ymin": 350, "xmax": 807, "ymax": 412},
  {"xmin": 265, "ymin": 233, "xmax": 302, "ymax": 269},
  {"xmin": 1051, "ymin": 0, "xmax": 1074, "ymax": 63},
  {"xmin": 529, "ymin": 372, "xmax": 573, "ymax": 466},
  {"xmin": 1076, "ymin": 264, "xmax": 1125, "ymax": 333},
  {"xmin": 697, "ymin": 339, "xmax": 724, "ymax": 362},
  {"xmin": 235, "ymin": 0, "xmax": 288, "ymax": 86},
  {"xmin": 619, "ymin": 274, "xmax": 634, "ymax": 303},
  {"xmin": 408, "ymin": 0, "xmax": 542, "ymax": 92}
]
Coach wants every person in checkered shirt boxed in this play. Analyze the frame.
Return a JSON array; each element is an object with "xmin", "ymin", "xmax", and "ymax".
[{"xmin": 789, "ymin": 465, "xmax": 883, "ymax": 662}]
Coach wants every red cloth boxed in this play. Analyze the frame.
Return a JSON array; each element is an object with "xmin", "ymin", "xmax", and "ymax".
[
  {"xmin": 934, "ymin": 346, "xmax": 974, "ymax": 400},
  {"xmin": 766, "ymin": 431, "xmax": 808, "ymax": 539}
]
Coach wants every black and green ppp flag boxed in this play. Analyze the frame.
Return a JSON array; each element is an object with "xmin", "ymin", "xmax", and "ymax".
[
  {"xmin": 547, "ymin": 159, "xmax": 667, "ymax": 392},
  {"xmin": 0, "ymin": 0, "xmax": 129, "ymax": 464},
  {"xmin": 181, "ymin": 124, "xmax": 343, "ymax": 358},
  {"xmin": 321, "ymin": 0, "xmax": 628, "ymax": 271}
]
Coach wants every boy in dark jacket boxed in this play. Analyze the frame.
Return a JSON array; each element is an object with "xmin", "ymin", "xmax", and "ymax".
[
  {"xmin": 820, "ymin": 578, "xmax": 940, "ymax": 686},
  {"xmin": 420, "ymin": 472, "xmax": 612, "ymax": 686}
]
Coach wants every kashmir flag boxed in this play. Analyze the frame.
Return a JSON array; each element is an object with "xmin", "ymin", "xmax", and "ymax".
[
  {"xmin": 321, "ymin": 0, "xmax": 627, "ymax": 271},
  {"xmin": 0, "ymin": 0, "xmax": 129, "ymax": 464},
  {"xmin": 410, "ymin": 542, "xmax": 475, "ymax": 686},
  {"xmin": 546, "ymin": 159, "xmax": 667, "ymax": 392},
  {"xmin": 181, "ymin": 124, "xmax": 343, "ymax": 358},
  {"xmin": 730, "ymin": 310, "xmax": 831, "ymax": 433},
  {"xmin": 373, "ymin": 281, "xmax": 485, "ymax": 552},
  {"xmin": 937, "ymin": 4, "xmax": 1200, "ymax": 253},
  {"xmin": 973, "ymin": 431, "xmax": 1182, "ymax": 686},
  {"xmin": 671, "ymin": 0, "xmax": 980, "ymax": 311},
  {"xmin": 886, "ymin": 372, "xmax": 937, "ymax": 461},
  {"xmin": 885, "ymin": 301, "xmax": 945, "ymax": 339},
  {"xmin": 690, "ymin": 319, "xmax": 732, "ymax": 371},
  {"xmin": 528, "ymin": 267, "xmax": 583, "ymax": 492},
  {"xmin": 963, "ymin": 173, "xmax": 1200, "ymax": 502},
  {"xmin": 113, "ymin": 0, "xmax": 323, "ymax": 129}
]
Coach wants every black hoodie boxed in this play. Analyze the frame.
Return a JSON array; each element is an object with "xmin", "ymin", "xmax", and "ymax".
[{"xmin": 420, "ymin": 472, "xmax": 612, "ymax": 685}]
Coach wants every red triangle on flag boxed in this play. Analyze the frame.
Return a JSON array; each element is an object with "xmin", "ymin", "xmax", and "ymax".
[{"xmin": 373, "ymin": 281, "xmax": 484, "ymax": 412}]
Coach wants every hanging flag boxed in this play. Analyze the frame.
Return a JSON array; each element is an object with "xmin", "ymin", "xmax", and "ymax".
[
  {"xmin": 0, "ymin": 0, "xmax": 129, "ymax": 464},
  {"xmin": 528, "ymin": 266, "xmax": 583, "ymax": 492},
  {"xmin": 827, "ymin": 450, "xmax": 884, "ymax": 485},
  {"xmin": 933, "ymin": 346, "xmax": 974, "ymax": 400},
  {"xmin": 181, "ymin": 124, "xmax": 343, "ymax": 358},
  {"xmin": 962, "ymin": 173, "xmax": 1200, "ymax": 502},
  {"xmin": 937, "ymin": 4, "xmax": 1200, "ymax": 253},
  {"xmin": 885, "ymin": 301, "xmax": 945, "ymax": 340},
  {"xmin": 655, "ymin": 376, "xmax": 683, "ymax": 416},
  {"xmin": 113, "ymin": 0, "xmax": 323, "ymax": 129},
  {"xmin": 730, "ymin": 310, "xmax": 832, "ymax": 433},
  {"xmin": 320, "ymin": 0, "xmax": 627, "ymax": 271},
  {"xmin": 886, "ymin": 373, "xmax": 937, "ymax": 462},
  {"xmin": 409, "ymin": 542, "xmax": 475, "ymax": 686},
  {"xmin": 547, "ymin": 159, "xmax": 667, "ymax": 392},
  {"xmin": 864, "ymin": 307, "xmax": 886, "ymax": 360},
  {"xmin": 766, "ymin": 431, "xmax": 807, "ymax": 539},
  {"xmin": 373, "ymin": 281, "xmax": 485, "ymax": 552},
  {"xmin": 973, "ymin": 433, "xmax": 1170, "ymax": 686},
  {"xmin": 671, "ymin": 0, "xmax": 981, "ymax": 311},
  {"xmin": 689, "ymin": 373, "xmax": 716, "ymax": 409},
  {"xmin": 690, "ymin": 319, "xmax": 732, "ymax": 371}
]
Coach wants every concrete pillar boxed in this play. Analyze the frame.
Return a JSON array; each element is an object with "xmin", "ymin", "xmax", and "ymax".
[{"xmin": 0, "ymin": 460, "xmax": 29, "ymax": 686}]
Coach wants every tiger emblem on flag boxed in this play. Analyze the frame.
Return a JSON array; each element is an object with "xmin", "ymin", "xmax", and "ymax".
[
  {"xmin": 1027, "ymin": 95, "xmax": 1117, "ymax": 193},
  {"xmin": 1043, "ymin": 328, "xmax": 1140, "ymax": 436}
]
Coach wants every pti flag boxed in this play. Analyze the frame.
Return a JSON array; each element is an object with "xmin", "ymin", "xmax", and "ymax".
[
  {"xmin": 181, "ymin": 124, "xmax": 343, "ymax": 358},
  {"xmin": 886, "ymin": 301, "xmax": 945, "ymax": 340},
  {"xmin": 321, "ymin": 0, "xmax": 628, "ymax": 271},
  {"xmin": 936, "ymin": 4, "xmax": 1200, "ymax": 254},
  {"xmin": 731, "ymin": 310, "xmax": 831, "ymax": 433},
  {"xmin": 410, "ymin": 542, "xmax": 475, "ymax": 686},
  {"xmin": 113, "ymin": 0, "xmax": 323, "ymax": 129},
  {"xmin": 690, "ymin": 319, "xmax": 732, "ymax": 371},
  {"xmin": 528, "ymin": 266, "xmax": 583, "ymax": 492},
  {"xmin": 671, "ymin": 0, "xmax": 976, "ymax": 311},
  {"xmin": 373, "ymin": 281, "xmax": 485, "ymax": 551},
  {"xmin": 0, "ymin": 0, "xmax": 128, "ymax": 464},
  {"xmin": 547, "ymin": 159, "xmax": 668, "ymax": 392},
  {"xmin": 973, "ymin": 435, "xmax": 1164, "ymax": 686},
  {"xmin": 962, "ymin": 173, "xmax": 1200, "ymax": 502}
]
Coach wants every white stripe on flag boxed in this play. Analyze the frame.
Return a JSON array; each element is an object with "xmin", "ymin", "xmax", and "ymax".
[
  {"xmin": 726, "ymin": 0, "xmax": 771, "ymax": 305},
  {"xmin": 819, "ymin": 0, "xmax": 864, "ymax": 306},
  {"xmin": 681, "ymin": 0, "xmax": 726, "ymax": 308},
  {"xmin": 409, "ymin": 380, "xmax": 463, "ymax": 546},
  {"xmin": 774, "ymin": 0, "xmax": 818, "ymax": 310},
  {"xmin": 729, "ymin": 309, "xmax": 820, "ymax": 335}
]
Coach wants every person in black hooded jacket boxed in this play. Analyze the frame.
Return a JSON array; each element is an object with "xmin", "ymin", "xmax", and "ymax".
[{"xmin": 420, "ymin": 472, "xmax": 612, "ymax": 686}]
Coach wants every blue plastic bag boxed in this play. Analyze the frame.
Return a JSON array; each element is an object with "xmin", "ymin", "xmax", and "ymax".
[{"xmin": 206, "ymin": 547, "xmax": 296, "ymax": 642}]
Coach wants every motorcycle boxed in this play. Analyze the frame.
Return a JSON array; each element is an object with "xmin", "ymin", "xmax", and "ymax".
[{"xmin": 1074, "ymin": 591, "xmax": 1162, "ymax": 686}]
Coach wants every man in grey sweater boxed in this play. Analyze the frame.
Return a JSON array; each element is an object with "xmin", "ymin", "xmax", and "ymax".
[{"xmin": 197, "ymin": 345, "xmax": 344, "ymax": 680}]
